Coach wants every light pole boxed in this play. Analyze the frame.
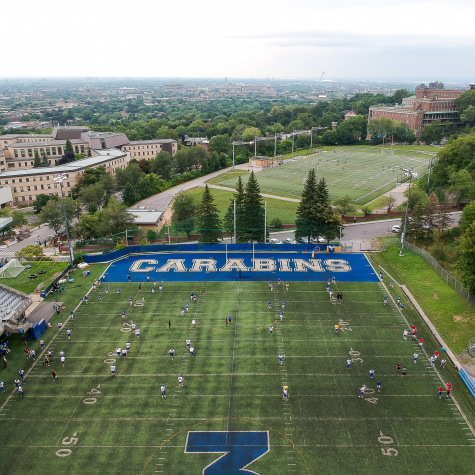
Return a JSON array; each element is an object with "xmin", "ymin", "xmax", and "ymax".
[
  {"xmin": 399, "ymin": 174, "xmax": 412, "ymax": 257},
  {"xmin": 54, "ymin": 173, "xmax": 74, "ymax": 268}
]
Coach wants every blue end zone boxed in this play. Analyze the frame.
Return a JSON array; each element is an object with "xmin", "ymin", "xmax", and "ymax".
[
  {"xmin": 185, "ymin": 431, "xmax": 269, "ymax": 474},
  {"xmin": 105, "ymin": 252, "xmax": 379, "ymax": 282}
]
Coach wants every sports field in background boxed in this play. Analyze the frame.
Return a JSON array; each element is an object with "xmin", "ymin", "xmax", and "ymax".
[
  {"xmin": 0, "ymin": 252, "xmax": 474, "ymax": 474},
  {"xmin": 219, "ymin": 147, "xmax": 432, "ymax": 204}
]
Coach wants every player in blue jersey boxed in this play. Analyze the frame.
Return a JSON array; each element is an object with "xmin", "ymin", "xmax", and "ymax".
[
  {"xmin": 383, "ymin": 296, "xmax": 388, "ymax": 305},
  {"xmin": 347, "ymin": 358, "xmax": 351, "ymax": 371},
  {"xmin": 268, "ymin": 301, "xmax": 271, "ymax": 310},
  {"xmin": 377, "ymin": 381, "xmax": 381, "ymax": 392},
  {"xmin": 279, "ymin": 354, "xmax": 284, "ymax": 365}
]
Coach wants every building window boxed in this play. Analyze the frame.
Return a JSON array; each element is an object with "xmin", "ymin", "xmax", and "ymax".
[
  {"xmin": 75, "ymin": 146, "xmax": 79, "ymax": 153},
  {"xmin": 34, "ymin": 148, "xmax": 38, "ymax": 156},
  {"xmin": 15, "ymin": 197, "xmax": 18, "ymax": 202},
  {"xmin": 46, "ymin": 148, "xmax": 50, "ymax": 156},
  {"xmin": 8, "ymin": 163, "xmax": 15, "ymax": 168},
  {"xmin": 14, "ymin": 149, "xmax": 18, "ymax": 158},
  {"xmin": 57, "ymin": 146, "xmax": 62, "ymax": 155},
  {"xmin": 41, "ymin": 185, "xmax": 44, "ymax": 189},
  {"xmin": 13, "ymin": 187, "xmax": 16, "ymax": 192},
  {"xmin": 34, "ymin": 186, "xmax": 37, "ymax": 190},
  {"xmin": 26, "ymin": 178, "xmax": 29, "ymax": 182},
  {"xmin": 40, "ymin": 177, "xmax": 43, "ymax": 181},
  {"xmin": 80, "ymin": 145, "xmax": 84, "ymax": 153},
  {"xmin": 40, "ymin": 148, "xmax": 44, "ymax": 155},
  {"xmin": 21, "ymin": 149, "xmax": 25, "ymax": 158},
  {"xmin": 4, "ymin": 180, "xmax": 7, "ymax": 184}
]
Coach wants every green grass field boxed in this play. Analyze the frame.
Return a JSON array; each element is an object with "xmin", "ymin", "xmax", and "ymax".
[
  {"xmin": 1, "ymin": 258, "xmax": 475, "ymax": 474},
  {"xmin": 0, "ymin": 261, "xmax": 69, "ymax": 294},
  {"xmin": 218, "ymin": 147, "xmax": 432, "ymax": 205}
]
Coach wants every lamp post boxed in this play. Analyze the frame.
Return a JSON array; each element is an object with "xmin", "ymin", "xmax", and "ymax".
[
  {"xmin": 399, "ymin": 174, "xmax": 412, "ymax": 257},
  {"xmin": 54, "ymin": 173, "xmax": 74, "ymax": 268}
]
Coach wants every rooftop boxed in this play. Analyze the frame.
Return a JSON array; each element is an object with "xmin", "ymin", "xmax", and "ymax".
[
  {"xmin": 82, "ymin": 131, "xmax": 126, "ymax": 139},
  {"xmin": 0, "ymin": 149, "xmax": 126, "ymax": 178},
  {"xmin": 0, "ymin": 134, "xmax": 54, "ymax": 140},
  {"xmin": 125, "ymin": 139, "xmax": 177, "ymax": 146}
]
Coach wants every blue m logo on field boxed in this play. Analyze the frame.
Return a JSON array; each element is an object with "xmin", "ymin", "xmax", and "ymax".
[{"xmin": 185, "ymin": 431, "xmax": 269, "ymax": 474}]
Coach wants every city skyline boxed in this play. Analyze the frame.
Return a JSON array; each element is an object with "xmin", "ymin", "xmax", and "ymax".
[{"xmin": 3, "ymin": 0, "xmax": 475, "ymax": 80}]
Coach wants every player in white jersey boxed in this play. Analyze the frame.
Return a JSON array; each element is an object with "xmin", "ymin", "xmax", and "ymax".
[
  {"xmin": 60, "ymin": 355, "xmax": 65, "ymax": 367},
  {"xmin": 403, "ymin": 330, "xmax": 408, "ymax": 340},
  {"xmin": 178, "ymin": 374, "xmax": 183, "ymax": 387},
  {"xmin": 111, "ymin": 364, "xmax": 116, "ymax": 377},
  {"xmin": 161, "ymin": 384, "xmax": 166, "ymax": 398},
  {"xmin": 126, "ymin": 341, "xmax": 131, "ymax": 352}
]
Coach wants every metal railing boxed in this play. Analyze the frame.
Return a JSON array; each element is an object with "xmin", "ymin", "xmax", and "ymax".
[{"xmin": 383, "ymin": 237, "xmax": 474, "ymax": 307}]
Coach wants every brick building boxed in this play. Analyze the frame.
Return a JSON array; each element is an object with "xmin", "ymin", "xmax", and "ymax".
[
  {"xmin": 368, "ymin": 84, "xmax": 466, "ymax": 137},
  {"xmin": 122, "ymin": 139, "xmax": 178, "ymax": 160}
]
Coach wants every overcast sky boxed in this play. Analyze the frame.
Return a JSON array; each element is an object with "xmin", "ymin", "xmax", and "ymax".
[{"xmin": 4, "ymin": 0, "xmax": 474, "ymax": 81}]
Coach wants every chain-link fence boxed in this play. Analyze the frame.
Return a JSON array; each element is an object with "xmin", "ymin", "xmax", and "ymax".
[
  {"xmin": 383, "ymin": 237, "xmax": 474, "ymax": 307},
  {"xmin": 469, "ymin": 337, "xmax": 475, "ymax": 358}
]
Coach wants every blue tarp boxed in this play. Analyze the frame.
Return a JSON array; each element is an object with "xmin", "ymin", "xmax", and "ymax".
[
  {"xmin": 105, "ymin": 252, "xmax": 378, "ymax": 283},
  {"xmin": 84, "ymin": 243, "xmax": 335, "ymax": 264}
]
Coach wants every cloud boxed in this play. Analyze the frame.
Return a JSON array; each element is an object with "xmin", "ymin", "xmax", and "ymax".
[{"xmin": 243, "ymin": 30, "xmax": 475, "ymax": 51}]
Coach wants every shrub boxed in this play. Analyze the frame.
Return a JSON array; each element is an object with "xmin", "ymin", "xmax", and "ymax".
[{"xmin": 270, "ymin": 217, "xmax": 283, "ymax": 229}]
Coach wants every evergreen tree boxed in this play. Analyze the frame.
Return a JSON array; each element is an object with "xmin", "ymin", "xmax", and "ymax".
[
  {"xmin": 243, "ymin": 171, "xmax": 267, "ymax": 242},
  {"xmin": 196, "ymin": 185, "xmax": 222, "ymax": 243},
  {"xmin": 223, "ymin": 176, "xmax": 247, "ymax": 243},
  {"xmin": 33, "ymin": 150, "xmax": 41, "ymax": 167},
  {"xmin": 295, "ymin": 168, "xmax": 319, "ymax": 242},
  {"xmin": 87, "ymin": 148, "xmax": 92, "ymax": 157},
  {"xmin": 41, "ymin": 152, "xmax": 49, "ymax": 167},
  {"xmin": 65, "ymin": 139, "xmax": 74, "ymax": 153},
  {"xmin": 295, "ymin": 173, "xmax": 341, "ymax": 243}
]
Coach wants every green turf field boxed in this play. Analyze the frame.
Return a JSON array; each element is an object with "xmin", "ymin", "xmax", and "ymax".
[
  {"xmin": 219, "ymin": 147, "xmax": 432, "ymax": 204},
  {"xmin": 1, "ymin": 262, "xmax": 474, "ymax": 474}
]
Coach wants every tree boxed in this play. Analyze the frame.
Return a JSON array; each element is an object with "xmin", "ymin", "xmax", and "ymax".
[
  {"xmin": 172, "ymin": 194, "xmax": 196, "ymax": 239},
  {"xmin": 460, "ymin": 106, "xmax": 475, "ymax": 127},
  {"xmin": 33, "ymin": 150, "xmax": 41, "ymax": 167},
  {"xmin": 334, "ymin": 195, "xmax": 355, "ymax": 216},
  {"xmin": 421, "ymin": 120, "xmax": 443, "ymax": 144},
  {"xmin": 406, "ymin": 184, "xmax": 427, "ymax": 210},
  {"xmin": 16, "ymin": 244, "xmax": 44, "ymax": 260},
  {"xmin": 87, "ymin": 148, "xmax": 92, "ymax": 157},
  {"xmin": 223, "ymin": 176, "xmax": 247, "ymax": 243},
  {"xmin": 33, "ymin": 194, "xmax": 55, "ymax": 214},
  {"xmin": 100, "ymin": 196, "xmax": 135, "ymax": 235},
  {"xmin": 241, "ymin": 127, "xmax": 262, "ymax": 143},
  {"xmin": 65, "ymin": 139, "xmax": 74, "ymax": 153},
  {"xmin": 11, "ymin": 210, "xmax": 27, "ymax": 228},
  {"xmin": 147, "ymin": 229, "xmax": 157, "ymax": 240},
  {"xmin": 460, "ymin": 200, "xmax": 475, "ymax": 232},
  {"xmin": 455, "ymin": 89, "xmax": 475, "ymax": 115},
  {"xmin": 38, "ymin": 200, "xmax": 63, "ymax": 233},
  {"xmin": 78, "ymin": 213, "xmax": 101, "ymax": 240},
  {"xmin": 404, "ymin": 204, "xmax": 425, "ymax": 239},
  {"xmin": 449, "ymin": 169, "xmax": 475, "ymax": 206},
  {"xmin": 295, "ymin": 168, "xmax": 320, "ymax": 242},
  {"xmin": 151, "ymin": 151, "xmax": 172, "ymax": 180},
  {"xmin": 431, "ymin": 133, "xmax": 475, "ymax": 188},
  {"xmin": 122, "ymin": 183, "xmax": 139, "ymax": 207},
  {"xmin": 196, "ymin": 185, "xmax": 222, "ymax": 243},
  {"xmin": 321, "ymin": 130, "xmax": 338, "ymax": 145},
  {"xmin": 79, "ymin": 183, "xmax": 106, "ymax": 211},
  {"xmin": 244, "ymin": 171, "xmax": 267, "ymax": 242},
  {"xmin": 392, "ymin": 89, "xmax": 410, "ymax": 105},
  {"xmin": 423, "ymin": 192, "xmax": 440, "ymax": 233},
  {"xmin": 41, "ymin": 151, "xmax": 49, "ymax": 167},
  {"xmin": 115, "ymin": 163, "xmax": 142, "ymax": 190},
  {"xmin": 457, "ymin": 221, "xmax": 475, "ymax": 293},
  {"xmin": 316, "ymin": 178, "xmax": 341, "ymax": 242}
]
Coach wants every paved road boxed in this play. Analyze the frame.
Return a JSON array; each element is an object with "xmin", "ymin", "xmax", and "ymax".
[
  {"xmin": 0, "ymin": 224, "xmax": 54, "ymax": 257},
  {"xmin": 220, "ymin": 211, "xmax": 462, "ymax": 244}
]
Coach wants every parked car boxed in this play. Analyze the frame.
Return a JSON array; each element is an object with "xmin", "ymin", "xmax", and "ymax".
[
  {"xmin": 268, "ymin": 238, "xmax": 283, "ymax": 244},
  {"xmin": 298, "ymin": 237, "xmax": 310, "ymax": 244},
  {"xmin": 391, "ymin": 225, "xmax": 401, "ymax": 233},
  {"xmin": 312, "ymin": 236, "xmax": 326, "ymax": 243},
  {"xmin": 283, "ymin": 237, "xmax": 296, "ymax": 244}
]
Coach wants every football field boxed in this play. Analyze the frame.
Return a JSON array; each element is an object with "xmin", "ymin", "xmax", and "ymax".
[
  {"xmin": 219, "ymin": 147, "xmax": 432, "ymax": 204},
  {"xmin": 0, "ymin": 253, "xmax": 474, "ymax": 474}
]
